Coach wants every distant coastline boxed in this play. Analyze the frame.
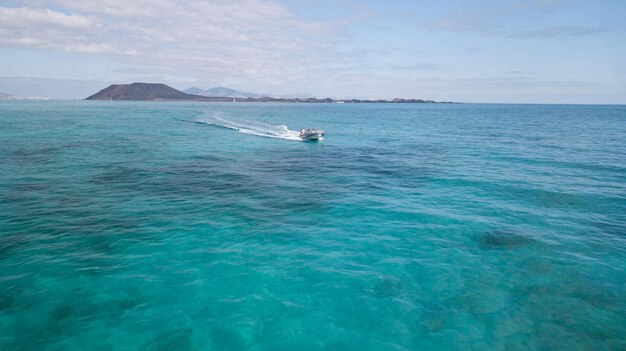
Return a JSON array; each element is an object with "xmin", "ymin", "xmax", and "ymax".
[{"xmin": 85, "ymin": 82, "xmax": 452, "ymax": 103}]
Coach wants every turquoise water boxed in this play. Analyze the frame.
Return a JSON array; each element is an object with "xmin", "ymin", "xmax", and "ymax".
[{"xmin": 1, "ymin": 101, "xmax": 625, "ymax": 350}]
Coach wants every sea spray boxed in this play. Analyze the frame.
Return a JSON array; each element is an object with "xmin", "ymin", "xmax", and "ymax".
[{"xmin": 195, "ymin": 115, "xmax": 302, "ymax": 141}]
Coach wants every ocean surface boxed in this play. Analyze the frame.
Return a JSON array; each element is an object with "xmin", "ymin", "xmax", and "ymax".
[{"xmin": 0, "ymin": 101, "xmax": 625, "ymax": 350}]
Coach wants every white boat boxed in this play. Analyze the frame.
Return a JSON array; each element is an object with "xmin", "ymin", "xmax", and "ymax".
[{"xmin": 299, "ymin": 128, "xmax": 325, "ymax": 141}]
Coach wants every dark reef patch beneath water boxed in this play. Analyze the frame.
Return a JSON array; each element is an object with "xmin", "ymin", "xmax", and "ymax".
[{"xmin": 475, "ymin": 229, "xmax": 537, "ymax": 250}]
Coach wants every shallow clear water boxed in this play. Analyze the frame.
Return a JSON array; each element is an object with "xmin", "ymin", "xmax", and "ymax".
[{"xmin": 0, "ymin": 101, "xmax": 625, "ymax": 350}]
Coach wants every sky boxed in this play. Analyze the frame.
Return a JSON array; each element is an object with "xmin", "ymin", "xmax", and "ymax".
[{"xmin": 0, "ymin": 0, "xmax": 625, "ymax": 103}]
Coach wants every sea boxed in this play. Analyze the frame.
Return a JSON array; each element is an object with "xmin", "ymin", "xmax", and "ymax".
[{"xmin": 0, "ymin": 101, "xmax": 625, "ymax": 350}]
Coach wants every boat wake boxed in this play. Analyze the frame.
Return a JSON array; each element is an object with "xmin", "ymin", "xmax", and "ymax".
[{"xmin": 194, "ymin": 116, "xmax": 304, "ymax": 141}]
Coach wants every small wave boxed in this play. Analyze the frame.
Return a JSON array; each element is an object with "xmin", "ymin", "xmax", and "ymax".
[{"xmin": 195, "ymin": 116, "xmax": 303, "ymax": 141}]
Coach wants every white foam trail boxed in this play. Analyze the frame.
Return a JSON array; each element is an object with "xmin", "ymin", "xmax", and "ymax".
[{"xmin": 195, "ymin": 116, "xmax": 303, "ymax": 141}]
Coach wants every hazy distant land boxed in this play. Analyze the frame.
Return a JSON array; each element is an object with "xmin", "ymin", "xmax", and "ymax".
[
  {"xmin": 86, "ymin": 83, "xmax": 443, "ymax": 103},
  {"xmin": 183, "ymin": 87, "xmax": 315, "ymax": 99}
]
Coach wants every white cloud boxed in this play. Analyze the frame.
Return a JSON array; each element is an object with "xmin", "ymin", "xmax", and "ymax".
[
  {"xmin": 0, "ymin": 0, "xmax": 354, "ymax": 85},
  {"xmin": 0, "ymin": 7, "xmax": 93, "ymax": 28},
  {"xmin": 0, "ymin": 7, "xmax": 105, "ymax": 54}
]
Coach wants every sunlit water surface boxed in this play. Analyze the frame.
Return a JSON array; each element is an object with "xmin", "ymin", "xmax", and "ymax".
[{"xmin": 0, "ymin": 101, "xmax": 625, "ymax": 350}]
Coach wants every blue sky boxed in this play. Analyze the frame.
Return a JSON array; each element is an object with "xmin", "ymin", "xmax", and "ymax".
[{"xmin": 0, "ymin": 0, "xmax": 624, "ymax": 102}]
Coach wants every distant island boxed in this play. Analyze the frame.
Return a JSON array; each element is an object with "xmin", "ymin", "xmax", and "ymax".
[
  {"xmin": 86, "ymin": 82, "xmax": 444, "ymax": 103},
  {"xmin": 85, "ymin": 83, "xmax": 203, "ymax": 101},
  {"xmin": 0, "ymin": 92, "xmax": 12, "ymax": 99}
]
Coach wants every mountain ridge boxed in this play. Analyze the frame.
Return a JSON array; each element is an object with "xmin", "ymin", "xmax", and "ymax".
[
  {"xmin": 85, "ymin": 82, "xmax": 442, "ymax": 103},
  {"xmin": 183, "ymin": 86, "xmax": 263, "ymax": 98},
  {"xmin": 184, "ymin": 86, "xmax": 314, "ymax": 99}
]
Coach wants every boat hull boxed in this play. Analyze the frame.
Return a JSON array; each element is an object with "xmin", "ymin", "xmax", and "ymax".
[{"xmin": 300, "ymin": 132, "xmax": 323, "ymax": 141}]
